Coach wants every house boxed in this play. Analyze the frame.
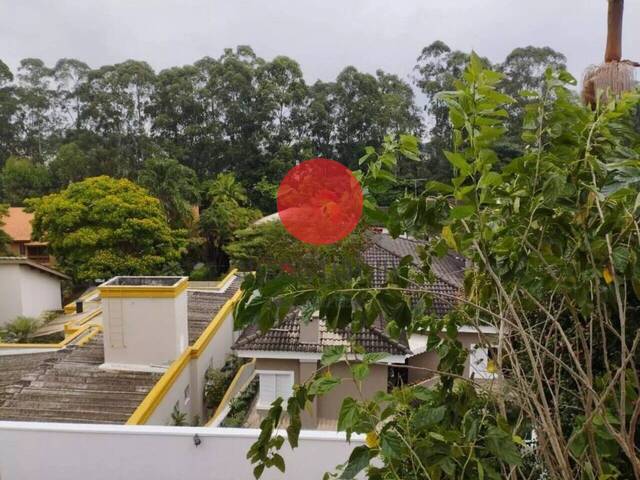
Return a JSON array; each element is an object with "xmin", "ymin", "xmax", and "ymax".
[
  {"xmin": 1, "ymin": 207, "xmax": 53, "ymax": 265},
  {"xmin": 231, "ymin": 231, "xmax": 498, "ymax": 429},
  {"xmin": 0, "ymin": 257, "xmax": 69, "ymax": 327},
  {"xmin": 0, "ymin": 272, "xmax": 242, "ymax": 424}
]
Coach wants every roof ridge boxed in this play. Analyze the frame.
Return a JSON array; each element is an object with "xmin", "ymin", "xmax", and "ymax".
[{"xmin": 369, "ymin": 325, "xmax": 412, "ymax": 355}]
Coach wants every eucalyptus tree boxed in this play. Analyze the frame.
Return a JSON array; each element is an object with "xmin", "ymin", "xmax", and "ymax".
[
  {"xmin": 0, "ymin": 60, "xmax": 17, "ymax": 164},
  {"xmin": 77, "ymin": 60, "xmax": 156, "ymax": 176},
  {"xmin": 14, "ymin": 58, "xmax": 55, "ymax": 161}
]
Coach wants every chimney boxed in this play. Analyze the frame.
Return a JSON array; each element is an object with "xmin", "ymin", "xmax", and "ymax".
[
  {"xmin": 299, "ymin": 316, "xmax": 320, "ymax": 345},
  {"xmin": 98, "ymin": 276, "xmax": 189, "ymax": 371}
]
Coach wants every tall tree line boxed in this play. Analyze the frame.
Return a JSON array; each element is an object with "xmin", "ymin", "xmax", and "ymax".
[{"xmin": 0, "ymin": 43, "xmax": 565, "ymax": 210}]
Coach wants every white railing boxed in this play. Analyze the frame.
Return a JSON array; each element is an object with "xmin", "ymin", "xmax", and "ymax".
[{"xmin": 0, "ymin": 421, "xmax": 363, "ymax": 480}]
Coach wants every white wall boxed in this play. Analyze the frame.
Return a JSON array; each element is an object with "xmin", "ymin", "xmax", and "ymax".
[
  {"xmin": 102, "ymin": 292, "xmax": 188, "ymax": 369},
  {"xmin": 0, "ymin": 264, "xmax": 23, "ymax": 326},
  {"xmin": 0, "ymin": 422, "xmax": 363, "ymax": 480},
  {"xmin": 18, "ymin": 265, "xmax": 63, "ymax": 318},
  {"xmin": 144, "ymin": 305, "xmax": 237, "ymax": 425},
  {"xmin": 0, "ymin": 264, "xmax": 62, "ymax": 327}
]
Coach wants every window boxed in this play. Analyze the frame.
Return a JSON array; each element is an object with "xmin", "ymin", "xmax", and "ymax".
[
  {"xmin": 469, "ymin": 344, "xmax": 499, "ymax": 379},
  {"xmin": 257, "ymin": 371, "xmax": 294, "ymax": 409}
]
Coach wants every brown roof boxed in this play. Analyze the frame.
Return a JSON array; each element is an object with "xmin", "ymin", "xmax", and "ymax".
[
  {"xmin": 233, "ymin": 232, "xmax": 466, "ymax": 356},
  {"xmin": 0, "ymin": 256, "xmax": 69, "ymax": 280},
  {"xmin": 362, "ymin": 240, "xmax": 460, "ymax": 317},
  {"xmin": 364, "ymin": 231, "xmax": 465, "ymax": 289},
  {"xmin": 233, "ymin": 313, "xmax": 411, "ymax": 356},
  {"xmin": 1, "ymin": 207, "xmax": 34, "ymax": 242}
]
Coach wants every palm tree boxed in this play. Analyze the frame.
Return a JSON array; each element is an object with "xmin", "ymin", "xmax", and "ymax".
[
  {"xmin": 138, "ymin": 157, "xmax": 200, "ymax": 228},
  {"xmin": 582, "ymin": 0, "xmax": 637, "ymax": 106}
]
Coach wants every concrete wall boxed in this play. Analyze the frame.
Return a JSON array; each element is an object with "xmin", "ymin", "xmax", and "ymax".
[
  {"xmin": 18, "ymin": 265, "xmax": 62, "ymax": 318},
  {"xmin": 102, "ymin": 292, "xmax": 188, "ymax": 369},
  {"xmin": 0, "ymin": 264, "xmax": 62, "ymax": 327},
  {"xmin": 144, "ymin": 305, "xmax": 238, "ymax": 425},
  {"xmin": 253, "ymin": 358, "xmax": 388, "ymax": 425},
  {"xmin": 0, "ymin": 421, "xmax": 363, "ymax": 480},
  {"xmin": 407, "ymin": 331, "xmax": 496, "ymax": 383},
  {"xmin": 318, "ymin": 362, "xmax": 387, "ymax": 422},
  {"xmin": 0, "ymin": 264, "xmax": 23, "ymax": 326}
]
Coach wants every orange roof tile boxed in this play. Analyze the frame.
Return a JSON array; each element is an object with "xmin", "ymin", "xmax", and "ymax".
[{"xmin": 1, "ymin": 207, "xmax": 34, "ymax": 242}]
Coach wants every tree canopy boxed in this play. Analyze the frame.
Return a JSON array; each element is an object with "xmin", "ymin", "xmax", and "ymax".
[
  {"xmin": 26, "ymin": 176, "xmax": 186, "ymax": 283},
  {"xmin": 236, "ymin": 56, "xmax": 640, "ymax": 479},
  {"xmin": 0, "ymin": 43, "xmax": 566, "ymax": 208}
]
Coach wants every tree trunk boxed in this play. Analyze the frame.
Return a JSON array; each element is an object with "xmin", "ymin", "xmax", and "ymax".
[{"xmin": 605, "ymin": 0, "xmax": 624, "ymax": 62}]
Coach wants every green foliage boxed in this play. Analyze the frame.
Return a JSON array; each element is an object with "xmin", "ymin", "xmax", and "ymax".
[
  {"xmin": 0, "ymin": 43, "xmax": 564, "ymax": 209},
  {"xmin": 204, "ymin": 368, "xmax": 230, "ymax": 411},
  {"xmin": 170, "ymin": 404, "xmax": 188, "ymax": 426},
  {"xmin": 0, "ymin": 203, "xmax": 10, "ymax": 254},
  {"xmin": 0, "ymin": 156, "xmax": 51, "ymax": 205},
  {"xmin": 222, "ymin": 377, "xmax": 258, "ymax": 428},
  {"xmin": 1, "ymin": 316, "xmax": 41, "ymax": 343},
  {"xmin": 49, "ymin": 143, "xmax": 90, "ymax": 188},
  {"xmin": 26, "ymin": 176, "xmax": 186, "ymax": 283},
  {"xmin": 238, "ymin": 54, "xmax": 640, "ymax": 479},
  {"xmin": 203, "ymin": 355, "xmax": 244, "ymax": 411},
  {"xmin": 137, "ymin": 156, "xmax": 199, "ymax": 228},
  {"xmin": 199, "ymin": 172, "xmax": 261, "ymax": 273},
  {"xmin": 225, "ymin": 220, "xmax": 366, "ymax": 277}
]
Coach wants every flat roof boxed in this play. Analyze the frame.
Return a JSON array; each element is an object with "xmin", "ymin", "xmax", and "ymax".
[{"xmin": 103, "ymin": 276, "xmax": 184, "ymax": 287}]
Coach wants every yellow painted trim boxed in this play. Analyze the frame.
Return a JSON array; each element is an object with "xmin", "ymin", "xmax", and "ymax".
[
  {"xmin": 0, "ymin": 323, "xmax": 102, "ymax": 349},
  {"xmin": 64, "ymin": 289, "xmax": 99, "ymax": 314},
  {"xmin": 207, "ymin": 359, "xmax": 256, "ymax": 426},
  {"xmin": 126, "ymin": 288, "xmax": 243, "ymax": 425},
  {"xmin": 191, "ymin": 289, "xmax": 242, "ymax": 355},
  {"xmin": 99, "ymin": 278, "xmax": 188, "ymax": 298},
  {"xmin": 64, "ymin": 308, "xmax": 102, "ymax": 335},
  {"xmin": 215, "ymin": 268, "xmax": 238, "ymax": 288}
]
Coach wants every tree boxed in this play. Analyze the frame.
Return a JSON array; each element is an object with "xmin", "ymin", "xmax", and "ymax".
[
  {"xmin": 0, "ymin": 156, "xmax": 51, "ymax": 205},
  {"xmin": 137, "ymin": 157, "xmax": 200, "ymax": 228},
  {"xmin": 0, "ymin": 60, "xmax": 17, "ymax": 164},
  {"xmin": 26, "ymin": 176, "xmax": 186, "ymax": 283},
  {"xmin": 236, "ymin": 57, "xmax": 640, "ymax": 479},
  {"xmin": 199, "ymin": 172, "xmax": 261, "ymax": 274},
  {"xmin": 49, "ymin": 142, "xmax": 90, "ymax": 188},
  {"xmin": 225, "ymin": 220, "xmax": 366, "ymax": 277},
  {"xmin": 0, "ymin": 203, "xmax": 11, "ymax": 254}
]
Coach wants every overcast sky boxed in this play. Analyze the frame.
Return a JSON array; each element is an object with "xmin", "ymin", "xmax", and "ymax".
[{"xmin": 2, "ymin": 0, "xmax": 639, "ymax": 85}]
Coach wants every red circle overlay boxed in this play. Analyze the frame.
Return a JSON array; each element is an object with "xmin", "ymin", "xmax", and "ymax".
[{"xmin": 277, "ymin": 158, "xmax": 363, "ymax": 245}]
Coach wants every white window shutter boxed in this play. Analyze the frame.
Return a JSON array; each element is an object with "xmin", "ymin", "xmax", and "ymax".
[
  {"xmin": 276, "ymin": 373, "xmax": 293, "ymax": 400},
  {"xmin": 258, "ymin": 373, "xmax": 276, "ymax": 408}
]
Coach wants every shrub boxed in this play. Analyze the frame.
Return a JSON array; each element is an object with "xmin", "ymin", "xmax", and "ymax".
[
  {"xmin": 2, "ymin": 316, "xmax": 41, "ymax": 343},
  {"xmin": 221, "ymin": 378, "xmax": 258, "ymax": 428},
  {"xmin": 170, "ymin": 404, "xmax": 187, "ymax": 426},
  {"xmin": 203, "ymin": 368, "xmax": 228, "ymax": 410}
]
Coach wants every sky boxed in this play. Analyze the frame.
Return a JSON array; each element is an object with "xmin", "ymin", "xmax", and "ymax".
[{"xmin": 1, "ymin": 0, "xmax": 639, "ymax": 85}]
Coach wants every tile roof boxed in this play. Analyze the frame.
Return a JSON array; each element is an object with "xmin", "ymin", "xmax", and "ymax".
[
  {"xmin": 233, "ymin": 231, "xmax": 466, "ymax": 355},
  {"xmin": 1, "ymin": 207, "xmax": 34, "ymax": 242},
  {"xmin": 233, "ymin": 312, "xmax": 411, "ymax": 356},
  {"xmin": 363, "ymin": 232, "xmax": 463, "ymax": 316}
]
